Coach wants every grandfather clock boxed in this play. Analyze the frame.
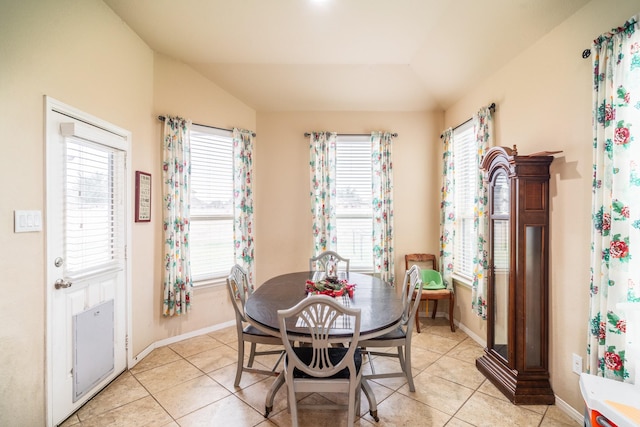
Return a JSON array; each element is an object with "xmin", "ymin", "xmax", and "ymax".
[{"xmin": 475, "ymin": 146, "xmax": 555, "ymax": 405}]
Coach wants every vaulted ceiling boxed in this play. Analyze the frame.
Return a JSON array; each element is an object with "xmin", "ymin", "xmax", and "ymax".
[{"xmin": 104, "ymin": 0, "xmax": 590, "ymax": 112}]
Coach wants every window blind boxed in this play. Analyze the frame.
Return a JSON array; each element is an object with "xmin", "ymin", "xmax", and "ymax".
[
  {"xmin": 63, "ymin": 136, "xmax": 125, "ymax": 279},
  {"xmin": 453, "ymin": 121, "xmax": 476, "ymax": 278},
  {"xmin": 335, "ymin": 136, "xmax": 373, "ymax": 271},
  {"xmin": 189, "ymin": 126, "xmax": 235, "ymax": 282}
]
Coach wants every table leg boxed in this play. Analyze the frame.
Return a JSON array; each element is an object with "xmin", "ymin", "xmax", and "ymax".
[{"xmin": 264, "ymin": 371, "xmax": 286, "ymax": 418}]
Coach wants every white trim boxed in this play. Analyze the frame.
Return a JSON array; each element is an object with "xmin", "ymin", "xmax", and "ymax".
[
  {"xmin": 128, "ymin": 320, "xmax": 236, "ymax": 369},
  {"xmin": 554, "ymin": 395, "xmax": 584, "ymax": 425},
  {"xmin": 44, "ymin": 96, "xmax": 133, "ymax": 427}
]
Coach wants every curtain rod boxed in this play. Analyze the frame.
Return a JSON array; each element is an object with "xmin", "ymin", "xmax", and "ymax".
[
  {"xmin": 439, "ymin": 102, "xmax": 496, "ymax": 139},
  {"xmin": 157, "ymin": 115, "xmax": 256, "ymax": 137},
  {"xmin": 303, "ymin": 132, "xmax": 398, "ymax": 138}
]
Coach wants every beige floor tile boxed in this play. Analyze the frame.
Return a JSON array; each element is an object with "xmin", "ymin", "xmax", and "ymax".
[
  {"xmin": 207, "ymin": 359, "xmax": 279, "ymax": 392},
  {"xmin": 233, "ymin": 374, "xmax": 289, "ymax": 416},
  {"xmin": 447, "ymin": 338, "xmax": 486, "ymax": 364},
  {"xmin": 477, "ymin": 378, "xmax": 510, "ymax": 402},
  {"xmin": 424, "ymin": 355, "xmax": 486, "ymax": 389},
  {"xmin": 269, "ymin": 393, "xmax": 353, "ymax": 427},
  {"xmin": 130, "ymin": 346, "xmax": 182, "ymax": 375},
  {"xmin": 186, "ymin": 343, "xmax": 240, "ymax": 373},
  {"xmin": 371, "ymin": 391, "xmax": 451, "ymax": 426},
  {"xmin": 176, "ymin": 394, "xmax": 266, "ymax": 427},
  {"xmin": 412, "ymin": 331, "xmax": 461, "ymax": 354},
  {"xmin": 207, "ymin": 325, "xmax": 238, "ymax": 344},
  {"xmin": 134, "ymin": 359, "xmax": 203, "ymax": 394},
  {"xmin": 475, "ymin": 378, "xmax": 549, "ymax": 415},
  {"xmin": 445, "ymin": 417, "xmax": 475, "ymax": 426},
  {"xmin": 76, "ymin": 371, "xmax": 149, "ymax": 421},
  {"xmin": 397, "ymin": 371, "xmax": 474, "ymax": 416},
  {"xmin": 168, "ymin": 334, "xmax": 224, "ymax": 358},
  {"xmin": 80, "ymin": 395, "xmax": 172, "ymax": 427},
  {"xmin": 153, "ymin": 374, "xmax": 231, "ymax": 419},
  {"xmin": 423, "ymin": 324, "xmax": 467, "ymax": 342},
  {"xmin": 541, "ymin": 406, "xmax": 582, "ymax": 426},
  {"xmin": 59, "ymin": 414, "xmax": 80, "ymax": 426},
  {"xmin": 456, "ymin": 392, "xmax": 544, "ymax": 427}
]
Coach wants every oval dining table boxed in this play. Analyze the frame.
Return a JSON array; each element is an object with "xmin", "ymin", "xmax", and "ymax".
[{"xmin": 244, "ymin": 271, "xmax": 404, "ymax": 422}]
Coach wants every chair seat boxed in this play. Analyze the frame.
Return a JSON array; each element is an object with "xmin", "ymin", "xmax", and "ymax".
[
  {"xmin": 364, "ymin": 326, "xmax": 406, "ymax": 341},
  {"xmin": 289, "ymin": 347, "xmax": 362, "ymax": 379},
  {"xmin": 415, "ymin": 288, "xmax": 451, "ymax": 299},
  {"xmin": 243, "ymin": 324, "xmax": 275, "ymax": 337}
]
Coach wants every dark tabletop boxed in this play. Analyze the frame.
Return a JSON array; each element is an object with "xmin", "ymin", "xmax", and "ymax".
[{"xmin": 245, "ymin": 271, "xmax": 404, "ymax": 339}]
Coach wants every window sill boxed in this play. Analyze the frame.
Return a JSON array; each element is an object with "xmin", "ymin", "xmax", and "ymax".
[{"xmin": 451, "ymin": 273, "xmax": 473, "ymax": 289}]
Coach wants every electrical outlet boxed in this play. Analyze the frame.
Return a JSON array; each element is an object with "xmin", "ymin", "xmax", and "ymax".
[{"xmin": 572, "ymin": 353, "xmax": 582, "ymax": 375}]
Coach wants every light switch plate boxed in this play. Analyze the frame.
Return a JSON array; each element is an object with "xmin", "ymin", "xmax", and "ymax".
[{"xmin": 14, "ymin": 210, "xmax": 42, "ymax": 233}]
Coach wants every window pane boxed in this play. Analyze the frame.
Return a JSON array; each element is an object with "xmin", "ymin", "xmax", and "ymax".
[
  {"xmin": 336, "ymin": 136, "xmax": 373, "ymax": 270},
  {"xmin": 189, "ymin": 126, "xmax": 235, "ymax": 283},
  {"xmin": 190, "ymin": 218, "xmax": 234, "ymax": 281}
]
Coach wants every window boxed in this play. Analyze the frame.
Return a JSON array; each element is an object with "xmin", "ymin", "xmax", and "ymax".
[
  {"xmin": 335, "ymin": 135, "xmax": 374, "ymax": 271},
  {"xmin": 452, "ymin": 121, "xmax": 476, "ymax": 279},
  {"xmin": 189, "ymin": 125, "xmax": 235, "ymax": 283}
]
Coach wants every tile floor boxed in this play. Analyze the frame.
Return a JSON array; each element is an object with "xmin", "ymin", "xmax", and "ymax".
[{"xmin": 60, "ymin": 317, "xmax": 582, "ymax": 426}]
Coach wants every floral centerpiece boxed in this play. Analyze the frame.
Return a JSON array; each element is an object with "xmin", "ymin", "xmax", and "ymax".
[{"xmin": 305, "ymin": 276, "xmax": 355, "ymax": 298}]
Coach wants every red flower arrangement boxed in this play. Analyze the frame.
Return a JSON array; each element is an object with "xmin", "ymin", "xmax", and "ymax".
[{"xmin": 305, "ymin": 277, "xmax": 355, "ymax": 298}]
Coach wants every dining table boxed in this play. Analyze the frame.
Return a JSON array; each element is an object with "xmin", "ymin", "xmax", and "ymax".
[{"xmin": 244, "ymin": 271, "xmax": 404, "ymax": 422}]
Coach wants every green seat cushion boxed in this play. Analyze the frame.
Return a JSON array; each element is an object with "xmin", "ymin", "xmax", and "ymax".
[{"xmin": 419, "ymin": 269, "xmax": 445, "ymax": 290}]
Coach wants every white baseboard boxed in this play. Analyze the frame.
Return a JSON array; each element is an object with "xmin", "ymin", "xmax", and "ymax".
[{"xmin": 128, "ymin": 320, "xmax": 235, "ymax": 369}]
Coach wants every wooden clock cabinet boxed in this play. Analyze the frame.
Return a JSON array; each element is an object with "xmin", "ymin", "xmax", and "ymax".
[{"xmin": 475, "ymin": 146, "xmax": 555, "ymax": 405}]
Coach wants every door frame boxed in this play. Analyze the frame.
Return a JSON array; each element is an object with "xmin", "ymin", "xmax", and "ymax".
[{"xmin": 44, "ymin": 96, "xmax": 133, "ymax": 427}]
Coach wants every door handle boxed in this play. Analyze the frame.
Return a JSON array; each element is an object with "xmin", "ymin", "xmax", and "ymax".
[{"xmin": 54, "ymin": 278, "xmax": 73, "ymax": 289}]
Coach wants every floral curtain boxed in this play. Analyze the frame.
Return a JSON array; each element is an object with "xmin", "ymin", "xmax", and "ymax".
[
  {"xmin": 372, "ymin": 131, "xmax": 395, "ymax": 285},
  {"xmin": 232, "ymin": 128, "xmax": 256, "ymax": 289},
  {"xmin": 471, "ymin": 107, "xmax": 493, "ymax": 319},
  {"xmin": 309, "ymin": 132, "xmax": 337, "ymax": 254},
  {"xmin": 587, "ymin": 15, "xmax": 640, "ymax": 382},
  {"xmin": 162, "ymin": 116, "xmax": 193, "ymax": 316},
  {"xmin": 440, "ymin": 128, "xmax": 455, "ymax": 289}
]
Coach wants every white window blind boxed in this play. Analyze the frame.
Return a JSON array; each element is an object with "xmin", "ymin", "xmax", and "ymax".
[
  {"xmin": 452, "ymin": 121, "xmax": 476, "ymax": 279},
  {"xmin": 189, "ymin": 125, "xmax": 235, "ymax": 283},
  {"xmin": 335, "ymin": 136, "xmax": 373, "ymax": 271},
  {"xmin": 63, "ymin": 137, "xmax": 125, "ymax": 279}
]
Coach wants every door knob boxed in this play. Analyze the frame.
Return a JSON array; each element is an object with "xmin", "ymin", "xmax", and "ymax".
[{"xmin": 54, "ymin": 278, "xmax": 73, "ymax": 289}]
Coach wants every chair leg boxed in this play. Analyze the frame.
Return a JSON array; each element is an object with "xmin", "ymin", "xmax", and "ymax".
[
  {"xmin": 404, "ymin": 343, "xmax": 415, "ymax": 392},
  {"xmin": 449, "ymin": 295, "xmax": 455, "ymax": 332},
  {"xmin": 234, "ymin": 339, "xmax": 245, "ymax": 387},
  {"xmin": 415, "ymin": 306, "xmax": 421, "ymax": 333},
  {"xmin": 247, "ymin": 342, "xmax": 257, "ymax": 367},
  {"xmin": 287, "ymin": 382, "xmax": 299, "ymax": 427},
  {"xmin": 431, "ymin": 300, "xmax": 438, "ymax": 319}
]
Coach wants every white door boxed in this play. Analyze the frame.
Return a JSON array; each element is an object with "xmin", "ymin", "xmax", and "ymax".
[{"xmin": 46, "ymin": 98, "xmax": 130, "ymax": 426}]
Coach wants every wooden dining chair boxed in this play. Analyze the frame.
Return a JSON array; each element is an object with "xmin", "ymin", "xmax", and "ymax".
[
  {"xmin": 309, "ymin": 250, "xmax": 350, "ymax": 273},
  {"xmin": 405, "ymin": 253, "xmax": 455, "ymax": 333},
  {"xmin": 277, "ymin": 295, "xmax": 362, "ymax": 426},
  {"xmin": 226, "ymin": 264, "xmax": 285, "ymax": 387},
  {"xmin": 360, "ymin": 264, "xmax": 423, "ymax": 392}
]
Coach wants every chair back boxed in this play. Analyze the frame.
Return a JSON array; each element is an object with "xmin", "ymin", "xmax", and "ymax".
[
  {"xmin": 309, "ymin": 250, "xmax": 350, "ymax": 274},
  {"xmin": 226, "ymin": 264, "xmax": 251, "ymax": 323},
  {"xmin": 404, "ymin": 253, "xmax": 438, "ymax": 272},
  {"xmin": 401, "ymin": 265, "xmax": 424, "ymax": 329},
  {"xmin": 278, "ymin": 295, "xmax": 361, "ymax": 378}
]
